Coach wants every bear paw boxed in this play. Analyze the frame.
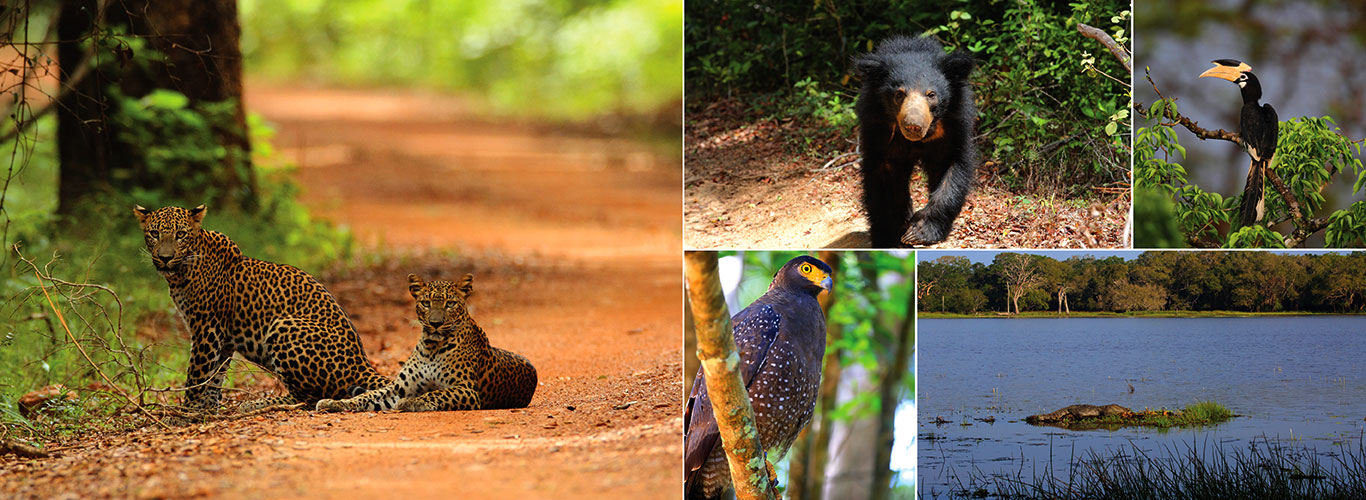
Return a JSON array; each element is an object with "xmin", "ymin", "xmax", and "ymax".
[{"xmin": 901, "ymin": 214, "xmax": 949, "ymax": 246}]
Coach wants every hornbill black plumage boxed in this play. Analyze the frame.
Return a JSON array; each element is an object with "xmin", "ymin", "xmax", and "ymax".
[{"xmin": 1200, "ymin": 59, "xmax": 1278, "ymax": 227}]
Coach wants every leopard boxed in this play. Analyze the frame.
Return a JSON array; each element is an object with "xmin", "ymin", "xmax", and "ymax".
[
  {"xmin": 134, "ymin": 205, "xmax": 388, "ymax": 409},
  {"xmin": 317, "ymin": 273, "xmax": 537, "ymax": 412}
]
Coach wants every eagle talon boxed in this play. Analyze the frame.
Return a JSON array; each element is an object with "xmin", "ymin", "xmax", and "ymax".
[{"xmin": 765, "ymin": 458, "xmax": 779, "ymax": 488}]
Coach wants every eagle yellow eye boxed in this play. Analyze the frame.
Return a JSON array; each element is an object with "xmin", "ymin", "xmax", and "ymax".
[{"xmin": 800, "ymin": 263, "xmax": 813, "ymax": 274}]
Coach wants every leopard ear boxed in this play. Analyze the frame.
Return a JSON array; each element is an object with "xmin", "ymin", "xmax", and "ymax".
[
  {"xmin": 133, "ymin": 205, "xmax": 152, "ymax": 225},
  {"xmin": 456, "ymin": 274, "xmax": 474, "ymax": 297},
  {"xmin": 188, "ymin": 205, "xmax": 207, "ymax": 226},
  {"xmin": 408, "ymin": 274, "xmax": 425, "ymax": 298}
]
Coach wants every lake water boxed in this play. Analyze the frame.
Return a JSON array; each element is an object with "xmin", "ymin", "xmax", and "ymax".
[{"xmin": 917, "ymin": 317, "xmax": 1366, "ymax": 498}]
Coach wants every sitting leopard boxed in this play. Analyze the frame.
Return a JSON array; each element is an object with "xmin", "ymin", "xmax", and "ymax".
[
  {"xmin": 135, "ymin": 205, "xmax": 388, "ymax": 408},
  {"xmin": 317, "ymin": 273, "xmax": 537, "ymax": 412}
]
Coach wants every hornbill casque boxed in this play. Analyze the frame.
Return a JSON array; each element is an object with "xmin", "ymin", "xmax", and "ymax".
[{"xmin": 1199, "ymin": 59, "xmax": 1278, "ymax": 228}]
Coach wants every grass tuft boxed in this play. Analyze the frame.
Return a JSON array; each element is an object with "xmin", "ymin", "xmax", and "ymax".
[{"xmin": 929, "ymin": 435, "xmax": 1366, "ymax": 499}]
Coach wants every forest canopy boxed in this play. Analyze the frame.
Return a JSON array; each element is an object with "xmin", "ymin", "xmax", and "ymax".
[{"xmin": 918, "ymin": 252, "xmax": 1366, "ymax": 314}]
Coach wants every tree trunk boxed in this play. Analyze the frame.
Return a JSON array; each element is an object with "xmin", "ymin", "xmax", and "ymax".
[
  {"xmin": 57, "ymin": 0, "xmax": 256, "ymax": 215},
  {"xmin": 870, "ymin": 285, "xmax": 914, "ymax": 500},
  {"xmin": 787, "ymin": 428, "xmax": 811, "ymax": 500},
  {"xmin": 821, "ymin": 362, "xmax": 877, "ymax": 500},
  {"xmin": 684, "ymin": 251, "xmax": 776, "ymax": 500},
  {"xmin": 56, "ymin": 0, "xmax": 113, "ymax": 213}
]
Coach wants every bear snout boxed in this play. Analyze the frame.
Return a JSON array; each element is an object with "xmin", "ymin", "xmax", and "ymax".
[{"xmin": 897, "ymin": 93, "xmax": 934, "ymax": 141}]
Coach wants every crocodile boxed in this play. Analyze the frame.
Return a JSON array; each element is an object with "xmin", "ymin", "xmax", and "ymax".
[{"xmin": 1025, "ymin": 404, "xmax": 1133, "ymax": 424}]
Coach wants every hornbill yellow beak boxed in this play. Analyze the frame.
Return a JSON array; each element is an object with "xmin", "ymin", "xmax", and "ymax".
[{"xmin": 1199, "ymin": 60, "xmax": 1252, "ymax": 82}]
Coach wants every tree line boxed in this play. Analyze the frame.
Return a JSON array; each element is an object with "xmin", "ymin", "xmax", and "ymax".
[{"xmin": 918, "ymin": 252, "xmax": 1366, "ymax": 314}]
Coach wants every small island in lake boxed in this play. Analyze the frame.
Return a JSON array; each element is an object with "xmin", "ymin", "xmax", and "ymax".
[{"xmin": 1025, "ymin": 401, "xmax": 1235, "ymax": 430}]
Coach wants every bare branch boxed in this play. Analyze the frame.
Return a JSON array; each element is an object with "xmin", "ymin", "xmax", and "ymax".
[
  {"xmin": 0, "ymin": 439, "xmax": 50, "ymax": 458},
  {"xmin": 1076, "ymin": 23, "xmax": 1130, "ymax": 74},
  {"xmin": 17, "ymin": 246, "xmax": 171, "ymax": 430}
]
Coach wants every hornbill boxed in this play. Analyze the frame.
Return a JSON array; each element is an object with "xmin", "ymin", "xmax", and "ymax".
[{"xmin": 1199, "ymin": 59, "xmax": 1278, "ymax": 227}]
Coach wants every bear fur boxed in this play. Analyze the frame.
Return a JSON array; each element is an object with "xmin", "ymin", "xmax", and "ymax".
[{"xmin": 855, "ymin": 35, "xmax": 979, "ymax": 247}]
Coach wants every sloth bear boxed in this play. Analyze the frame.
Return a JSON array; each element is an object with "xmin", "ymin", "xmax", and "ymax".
[{"xmin": 855, "ymin": 35, "xmax": 978, "ymax": 247}]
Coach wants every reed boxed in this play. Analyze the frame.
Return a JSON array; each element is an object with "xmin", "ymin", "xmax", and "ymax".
[{"xmin": 927, "ymin": 435, "xmax": 1366, "ymax": 499}]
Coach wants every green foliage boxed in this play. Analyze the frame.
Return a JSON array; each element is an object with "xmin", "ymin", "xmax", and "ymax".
[
  {"xmin": 1224, "ymin": 225, "xmax": 1285, "ymax": 249},
  {"xmin": 110, "ymin": 89, "xmax": 253, "ymax": 208},
  {"xmin": 1326, "ymin": 201, "xmax": 1366, "ymax": 247},
  {"xmin": 1268, "ymin": 118, "xmax": 1362, "ymax": 217},
  {"xmin": 239, "ymin": 0, "xmax": 683, "ymax": 120},
  {"xmin": 687, "ymin": 0, "xmax": 1130, "ymax": 194},
  {"xmin": 1132, "ymin": 187, "xmax": 1183, "ymax": 248},
  {"xmin": 1138, "ymin": 97, "xmax": 1366, "ymax": 247},
  {"xmin": 789, "ymin": 77, "xmax": 859, "ymax": 135},
  {"xmin": 1135, "ymin": 99, "xmax": 1232, "ymax": 245}
]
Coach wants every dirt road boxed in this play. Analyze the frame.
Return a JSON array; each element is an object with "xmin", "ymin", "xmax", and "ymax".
[
  {"xmin": 684, "ymin": 99, "xmax": 1129, "ymax": 249},
  {"xmin": 0, "ymin": 86, "xmax": 683, "ymax": 499}
]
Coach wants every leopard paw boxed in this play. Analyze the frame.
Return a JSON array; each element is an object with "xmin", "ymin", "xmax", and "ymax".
[
  {"xmin": 315, "ymin": 399, "xmax": 348, "ymax": 412},
  {"xmin": 395, "ymin": 398, "xmax": 433, "ymax": 412}
]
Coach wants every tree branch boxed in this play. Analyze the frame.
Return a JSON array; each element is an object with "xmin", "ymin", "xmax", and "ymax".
[
  {"xmin": 1076, "ymin": 23, "xmax": 1130, "ymax": 74},
  {"xmin": 684, "ymin": 251, "xmax": 776, "ymax": 500},
  {"xmin": 1135, "ymin": 69, "xmax": 1244, "ymax": 147},
  {"xmin": 0, "ymin": 439, "xmax": 50, "ymax": 458},
  {"xmin": 1263, "ymin": 168, "xmax": 1305, "ymax": 224},
  {"xmin": 1284, "ymin": 216, "xmax": 1332, "ymax": 248}
]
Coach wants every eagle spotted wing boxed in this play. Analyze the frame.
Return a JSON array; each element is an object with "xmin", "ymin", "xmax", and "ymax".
[{"xmin": 683, "ymin": 303, "xmax": 783, "ymax": 494}]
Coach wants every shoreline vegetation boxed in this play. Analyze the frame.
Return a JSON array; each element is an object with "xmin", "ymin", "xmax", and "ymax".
[
  {"xmin": 931, "ymin": 436, "xmax": 1366, "ymax": 500},
  {"xmin": 919, "ymin": 310, "xmax": 1366, "ymax": 319}
]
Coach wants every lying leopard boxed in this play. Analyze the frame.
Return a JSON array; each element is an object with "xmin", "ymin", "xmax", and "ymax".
[
  {"xmin": 135, "ymin": 205, "xmax": 388, "ymax": 408},
  {"xmin": 317, "ymin": 274, "xmax": 537, "ymax": 412}
]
